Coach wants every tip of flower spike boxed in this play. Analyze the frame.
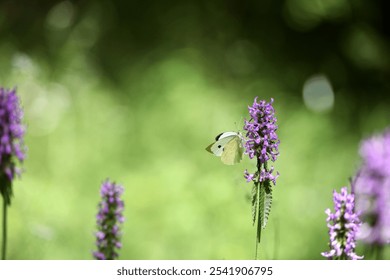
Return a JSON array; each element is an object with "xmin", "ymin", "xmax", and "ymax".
[{"xmin": 243, "ymin": 97, "xmax": 279, "ymax": 163}]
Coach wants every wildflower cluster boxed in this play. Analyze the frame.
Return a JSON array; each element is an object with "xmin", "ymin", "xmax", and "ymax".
[
  {"xmin": 0, "ymin": 87, "xmax": 25, "ymax": 205},
  {"xmin": 322, "ymin": 187, "xmax": 363, "ymax": 260},
  {"xmin": 353, "ymin": 130, "xmax": 390, "ymax": 245},
  {"xmin": 93, "ymin": 179, "xmax": 125, "ymax": 260},
  {"xmin": 243, "ymin": 97, "xmax": 279, "ymax": 184}
]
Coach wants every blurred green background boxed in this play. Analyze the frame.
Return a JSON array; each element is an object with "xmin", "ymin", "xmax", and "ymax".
[{"xmin": 1, "ymin": 0, "xmax": 390, "ymax": 259}]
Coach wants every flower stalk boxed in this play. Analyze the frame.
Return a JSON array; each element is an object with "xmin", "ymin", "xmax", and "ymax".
[
  {"xmin": 243, "ymin": 97, "xmax": 279, "ymax": 259},
  {"xmin": 93, "ymin": 179, "xmax": 125, "ymax": 260},
  {"xmin": 0, "ymin": 87, "xmax": 25, "ymax": 260},
  {"xmin": 2, "ymin": 197, "xmax": 7, "ymax": 260}
]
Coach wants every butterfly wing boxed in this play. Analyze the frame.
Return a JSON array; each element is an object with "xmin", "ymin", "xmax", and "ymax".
[
  {"xmin": 221, "ymin": 136, "xmax": 244, "ymax": 165},
  {"xmin": 206, "ymin": 135, "xmax": 237, "ymax": 156}
]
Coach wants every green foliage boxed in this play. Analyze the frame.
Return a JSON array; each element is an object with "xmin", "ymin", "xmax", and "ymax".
[{"xmin": 262, "ymin": 186, "xmax": 273, "ymax": 231}]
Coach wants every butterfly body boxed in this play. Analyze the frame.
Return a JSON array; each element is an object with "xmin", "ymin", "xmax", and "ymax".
[{"xmin": 206, "ymin": 132, "xmax": 244, "ymax": 165}]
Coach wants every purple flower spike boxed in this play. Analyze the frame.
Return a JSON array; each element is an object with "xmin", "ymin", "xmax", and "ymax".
[
  {"xmin": 244, "ymin": 97, "xmax": 279, "ymax": 257},
  {"xmin": 93, "ymin": 179, "xmax": 125, "ymax": 260},
  {"xmin": 353, "ymin": 129, "xmax": 390, "ymax": 246},
  {"xmin": 0, "ymin": 87, "xmax": 26, "ymax": 205},
  {"xmin": 322, "ymin": 187, "xmax": 363, "ymax": 260},
  {"xmin": 243, "ymin": 97, "xmax": 279, "ymax": 185}
]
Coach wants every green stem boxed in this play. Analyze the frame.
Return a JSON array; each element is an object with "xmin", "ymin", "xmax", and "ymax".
[
  {"xmin": 2, "ymin": 195, "xmax": 6, "ymax": 260},
  {"xmin": 254, "ymin": 157, "xmax": 263, "ymax": 260},
  {"xmin": 255, "ymin": 181, "xmax": 261, "ymax": 260}
]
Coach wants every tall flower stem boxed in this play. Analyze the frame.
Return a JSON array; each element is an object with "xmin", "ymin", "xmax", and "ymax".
[
  {"xmin": 1, "ymin": 175, "xmax": 11, "ymax": 260},
  {"xmin": 243, "ymin": 97, "xmax": 279, "ymax": 259},
  {"xmin": 1, "ymin": 195, "xmax": 6, "ymax": 260},
  {"xmin": 254, "ymin": 158, "xmax": 262, "ymax": 258},
  {"xmin": 254, "ymin": 181, "xmax": 261, "ymax": 259},
  {"xmin": 255, "ymin": 186, "xmax": 266, "ymax": 259},
  {"xmin": 254, "ymin": 161, "xmax": 272, "ymax": 259}
]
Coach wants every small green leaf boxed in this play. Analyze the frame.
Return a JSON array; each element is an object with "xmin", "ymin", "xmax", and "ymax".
[
  {"xmin": 257, "ymin": 182, "xmax": 265, "ymax": 244},
  {"xmin": 262, "ymin": 190, "xmax": 272, "ymax": 229}
]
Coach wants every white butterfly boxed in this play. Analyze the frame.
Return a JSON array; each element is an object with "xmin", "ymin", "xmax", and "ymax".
[{"xmin": 206, "ymin": 132, "xmax": 244, "ymax": 165}]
